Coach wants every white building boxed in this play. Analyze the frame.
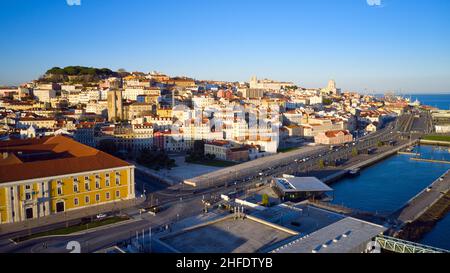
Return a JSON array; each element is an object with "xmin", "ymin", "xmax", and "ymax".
[
  {"xmin": 321, "ymin": 80, "xmax": 341, "ymax": 95},
  {"xmin": 86, "ymin": 101, "xmax": 108, "ymax": 116},
  {"xmin": 33, "ymin": 89, "xmax": 56, "ymax": 103},
  {"xmin": 249, "ymin": 76, "xmax": 295, "ymax": 91}
]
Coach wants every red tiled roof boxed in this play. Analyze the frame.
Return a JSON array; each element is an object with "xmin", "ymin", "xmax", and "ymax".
[
  {"xmin": 324, "ymin": 130, "xmax": 350, "ymax": 138},
  {"xmin": 0, "ymin": 136, "xmax": 131, "ymax": 184}
]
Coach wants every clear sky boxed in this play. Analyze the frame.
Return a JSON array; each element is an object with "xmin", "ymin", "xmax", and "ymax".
[{"xmin": 1, "ymin": 0, "xmax": 449, "ymax": 93}]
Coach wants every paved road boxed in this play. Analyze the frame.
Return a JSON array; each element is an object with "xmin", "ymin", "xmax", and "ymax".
[{"xmin": 0, "ymin": 195, "xmax": 206, "ymax": 253}]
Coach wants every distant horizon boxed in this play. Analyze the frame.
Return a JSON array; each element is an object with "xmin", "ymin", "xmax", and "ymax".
[{"xmin": 1, "ymin": 66, "xmax": 450, "ymax": 96}]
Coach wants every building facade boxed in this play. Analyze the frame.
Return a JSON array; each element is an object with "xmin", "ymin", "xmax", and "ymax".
[
  {"xmin": 0, "ymin": 136, "xmax": 135, "ymax": 224},
  {"xmin": 314, "ymin": 130, "xmax": 353, "ymax": 145},
  {"xmin": 107, "ymin": 89, "xmax": 124, "ymax": 122}
]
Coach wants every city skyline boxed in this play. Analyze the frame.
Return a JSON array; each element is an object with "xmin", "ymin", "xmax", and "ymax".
[{"xmin": 1, "ymin": 0, "xmax": 450, "ymax": 93}]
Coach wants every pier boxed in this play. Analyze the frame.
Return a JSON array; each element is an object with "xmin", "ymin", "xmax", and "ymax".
[
  {"xmin": 392, "ymin": 170, "xmax": 450, "ymax": 225},
  {"xmin": 322, "ymin": 140, "xmax": 419, "ymax": 184},
  {"xmin": 397, "ymin": 151, "xmax": 420, "ymax": 156},
  {"xmin": 410, "ymin": 157, "xmax": 450, "ymax": 164}
]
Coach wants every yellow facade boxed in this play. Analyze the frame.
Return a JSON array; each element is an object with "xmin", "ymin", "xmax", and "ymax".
[
  {"xmin": 0, "ymin": 188, "xmax": 6, "ymax": 224},
  {"xmin": 0, "ymin": 167, "xmax": 134, "ymax": 224},
  {"xmin": 157, "ymin": 108, "xmax": 173, "ymax": 119},
  {"xmin": 49, "ymin": 169, "xmax": 130, "ymax": 211}
]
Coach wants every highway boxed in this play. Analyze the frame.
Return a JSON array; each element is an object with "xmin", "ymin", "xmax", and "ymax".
[{"xmin": 184, "ymin": 120, "xmax": 403, "ymax": 188}]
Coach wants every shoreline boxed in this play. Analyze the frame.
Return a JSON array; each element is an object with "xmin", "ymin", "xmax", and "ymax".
[
  {"xmin": 396, "ymin": 192, "xmax": 450, "ymax": 243},
  {"xmin": 322, "ymin": 142, "xmax": 450, "ymax": 248}
]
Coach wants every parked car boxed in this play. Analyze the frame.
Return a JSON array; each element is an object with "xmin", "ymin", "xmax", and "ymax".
[{"xmin": 96, "ymin": 213, "xmax": 107, "ymax": 219}]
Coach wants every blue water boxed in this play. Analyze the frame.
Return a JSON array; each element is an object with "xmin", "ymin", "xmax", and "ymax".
[
  {"xmin": 331, "ymin": 145, "xmax": 449, "ymax": 213},
  {"xmin": 374, "ymin": 93, "xmax": 450, "ymax": 110},
  {"xmin": 420, "ymin": 213, "xmax": 450, "ymax": 251},
  {"xmin": 407, "ymin": 94, "xmax": 450, "ymax": 110},
  {"xmin": 330, "ymin": 145, "xmax": 450, "ymax": 249}
]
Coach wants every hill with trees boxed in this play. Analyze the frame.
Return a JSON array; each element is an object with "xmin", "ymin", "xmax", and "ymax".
[{"xmin": 39, "ymin": 66, "xmax": 122, "ymax": 84}]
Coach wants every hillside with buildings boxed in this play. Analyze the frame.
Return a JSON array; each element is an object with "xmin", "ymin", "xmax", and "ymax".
[{"xmin": 0, "ymin": 69, "xmax": 415, "ymax": 166}]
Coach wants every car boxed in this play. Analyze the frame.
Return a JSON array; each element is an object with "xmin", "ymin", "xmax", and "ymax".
[
  {"xmin": 96, "ymin": 213, "xmax": 107, "ymax": 219},
  {"xmin": 147, "ymin": 206, "xmax": 161, "ymax": 215}
]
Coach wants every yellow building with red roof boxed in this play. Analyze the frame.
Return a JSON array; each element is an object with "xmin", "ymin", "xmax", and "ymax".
[{"xmin": 0, "ymin": 136, "xmax": 135, "ymax": 224}]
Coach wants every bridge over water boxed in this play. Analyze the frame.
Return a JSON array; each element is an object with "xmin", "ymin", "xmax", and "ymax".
[{"xmin": 375, "ymin": 235, "xmax": 449, "ymax": 253}]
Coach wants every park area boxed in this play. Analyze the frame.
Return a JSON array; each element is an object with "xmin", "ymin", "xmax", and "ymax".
[{"xmin": 423, "ymin": 135, "xmax": 450, "ymax": 142}]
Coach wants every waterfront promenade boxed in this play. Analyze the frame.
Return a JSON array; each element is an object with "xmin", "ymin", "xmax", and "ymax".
[
  {"xmin": 393, "ymin": 170, "xmax": 450, "ymax": 225},
  {"xmin": 321, "ymin": 140, "xmax": 419, "ymax": 183},
  {"xmin": 184, "ymin": 145, "xmax": 327, "ymax": 188}
]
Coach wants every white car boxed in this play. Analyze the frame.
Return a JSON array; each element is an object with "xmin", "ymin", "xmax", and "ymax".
[{"xmin": 96, "ymin": 213, "xmax": 107, "ymax": 219}]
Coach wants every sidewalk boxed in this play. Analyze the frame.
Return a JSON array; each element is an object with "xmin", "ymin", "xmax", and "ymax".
[{"xmin": 0, "ymin": 197, "xmax": 145, "ymax": 236}]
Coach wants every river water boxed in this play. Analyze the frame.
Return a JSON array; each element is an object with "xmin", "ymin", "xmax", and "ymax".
[{"xmin": 330, "ymin": 145, "xmax": 450, "ymax": 250}]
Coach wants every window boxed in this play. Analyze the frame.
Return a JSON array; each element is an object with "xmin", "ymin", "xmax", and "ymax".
[
  {"xmin": 74, "ymin": 198, "xmax": 79, "ymax": 206},
  {"xmin": 85, "ymin": 196, "xmax": 90, "ymax": 204},
  {"xmin": 95, "ymin": 194, "xmax": 100, "ymax": 202},
  {"xmin": 57, "ymin": 187, "xmax": 63, "ymax": 196},
  {"xmin": 85, "ymin": 182, "xmax": 90, "ymax": 191},
  {"xmin": 106, "ymin": 192, "xmax": 110, "ymax": 200},
  {"xmin": 25, "ymin": 185, "xmax": 31, "ymax": 190},
  {"xmin": 73, "ymin": 183, "xmax": 79, "ymax": 192},
  {"xmin": 25, "ymin": 192, "xmax": 32, "ymax": 200},
  {"xmin": 115, "ymin": 177, "xmax": 120, "ymax": 185},
  {"xmin": 105, "ymin": 178, "xmax": 110, "ymax": 187},
  {"xmin": 95, "ymin": 180, "xmax": 100, "ymax": 189},
  {"xmin": 115, "ymin": 190, "xmax": 120, "ymax": 198},
  {"xmin": 84, "ymin": 176, "xmax": 89, "ymax": 181}
]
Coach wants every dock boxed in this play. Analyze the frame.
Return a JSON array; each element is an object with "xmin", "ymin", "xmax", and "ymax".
[
  {"xmin": 322, "ymin": 140, "xmax": 419, "ymax": 183},
  {"xmin": 398, "ymin": 151, "xmax": 420, "ymax": 156},
  {"xmin": 392, "ymin": 170, "xmax": 450, "ymax": 225},
  {"xmin": 410, "ymin": 158, "xmax": 450, "ymax": 164}
]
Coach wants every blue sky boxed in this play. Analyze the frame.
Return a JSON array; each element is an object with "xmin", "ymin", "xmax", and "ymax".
[{"xmin": 0, "ymin": 0, "xmax": 449, "ymax": 93}]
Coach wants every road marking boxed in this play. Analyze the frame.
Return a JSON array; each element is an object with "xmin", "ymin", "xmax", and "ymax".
[{"xmin": 9, "ymin": 238, "xmax": 18, "ymax": 245}]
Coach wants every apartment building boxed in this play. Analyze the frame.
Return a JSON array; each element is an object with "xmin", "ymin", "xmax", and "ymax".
[{"xmin": 314, "ymin": 130, "xmax": 353, "ymax": 145}]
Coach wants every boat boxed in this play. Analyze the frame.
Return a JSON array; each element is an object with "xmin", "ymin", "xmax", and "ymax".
[{"xmin": 348, "ymin": 168, "xmax": 361, "ymax": 177}]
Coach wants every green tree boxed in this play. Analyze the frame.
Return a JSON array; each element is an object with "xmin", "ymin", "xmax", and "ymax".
[
  {"xmin": 98, "ymin": 139, "xmax": 117, "ymax": 156},
  {"xmin": 137, "ymin": 148, "xmax": 175, "ymax": 170},
  {"xmin": 352, "ymin": 148, "xmax": 358, "ymax": 157},
  {"xmin": 377, "ymin": 140, "xmax": 384, "ymax": 147},
  {"xmin": 323, "ymin": 98, "xmax": 333, "ymax": 105},
  {"xmin": 318, "ymin": 159, "xmax": 325, "ymax": 168},
  {"xmin": 261, "ymin": 194, "xmax": 270, "ymax": 207}
]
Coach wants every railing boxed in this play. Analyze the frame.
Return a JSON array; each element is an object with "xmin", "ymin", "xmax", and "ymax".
[{"xmin": 375, "ymin": 235, "xmax": 449, "ymax": 253}]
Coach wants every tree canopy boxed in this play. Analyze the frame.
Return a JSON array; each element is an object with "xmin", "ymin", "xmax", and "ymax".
[{"xmin": 46, "ymin": 66, "xmax": 117, "ymax": 77}]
